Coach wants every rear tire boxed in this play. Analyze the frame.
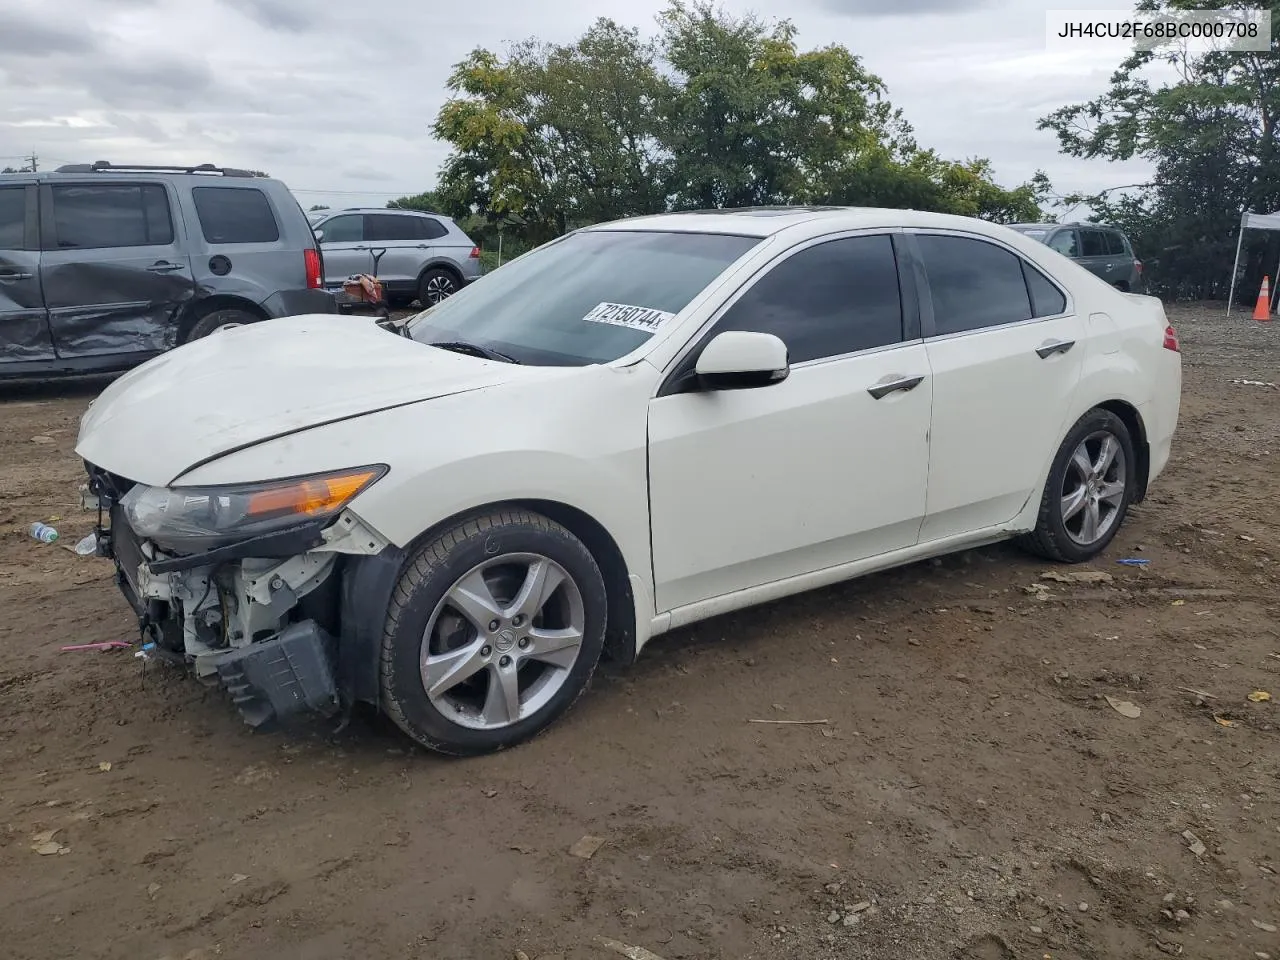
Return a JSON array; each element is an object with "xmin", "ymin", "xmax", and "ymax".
[
  {"xmin": 185, "ymin": 307, "xmax": 260, "ymax": 341},
  {"xmin": 380, "ymin": 509, "xmax": 608, "ymax": 757},
  {"xmin": 417, "ymin": 268, "xmax": 459, "ymax": 307},
  {"xmin": 1019, "ymin": 408, "xmax": 1136, "ymax": 563}
]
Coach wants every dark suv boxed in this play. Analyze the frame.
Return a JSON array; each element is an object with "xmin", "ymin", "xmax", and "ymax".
[
  {"xmin": 1009, "ymin": 222, "xmax": 1144, "ymax": 292},
  {"xmin": 0, "ymin": 161, "xmax": 335, "ymax": 380}
]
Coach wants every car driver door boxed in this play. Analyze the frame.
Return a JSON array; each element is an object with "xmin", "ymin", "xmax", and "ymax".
[{"xmin": 646, "ymin": 232, "xmax": 933, "ymax": 614}]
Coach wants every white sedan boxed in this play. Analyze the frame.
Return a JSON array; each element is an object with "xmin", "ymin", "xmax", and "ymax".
[{"xmin": 75, "ymin": 206, "xmax": 1182, "ymax": 755}]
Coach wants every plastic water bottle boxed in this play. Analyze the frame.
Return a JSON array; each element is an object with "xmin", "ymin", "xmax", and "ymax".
[{"xmin": 29, "ymin": 522, "xmax": 58, "ymax": 543}]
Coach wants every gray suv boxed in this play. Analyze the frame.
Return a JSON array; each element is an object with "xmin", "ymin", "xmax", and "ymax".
[
  {"xmin": 0, "ymin": 161, "xmax": 335, "ymax": 380},
  {"xmin": 310, "ymin": 208, "xmax": 482, "ymax": 307},
  {"xmin": 1009, "ymin": 222, "xmax": 1144, "ymax": 292}
]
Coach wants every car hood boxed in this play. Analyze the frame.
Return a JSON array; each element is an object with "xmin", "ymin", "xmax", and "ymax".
[{"xmin": 75, "ymin": 313, "xmax": 533, "ymax": 486}]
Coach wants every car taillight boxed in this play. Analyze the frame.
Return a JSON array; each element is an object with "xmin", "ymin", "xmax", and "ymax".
[
  {"xmin": 469, "ymin": 246, "xmax": 480, "ymax": 259},
  {"xmin": 304, "ymin": 248, "xmax": 322, "ymax": 289},
  {"xmin": 1163, "ymin": 324, "xmax": 1179, "ymax": 352},
  {"xmin": 1134, "ymin": 258, "xmax": 1143, "ymax": 274}
]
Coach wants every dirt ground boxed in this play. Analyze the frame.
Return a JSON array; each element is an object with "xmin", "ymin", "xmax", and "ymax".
[{"xmin": 1, "ymin": 302, "xmax": 1278, "ymax": 960}]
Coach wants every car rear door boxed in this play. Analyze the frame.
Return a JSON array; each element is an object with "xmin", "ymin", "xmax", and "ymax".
[
  {"xmin": 910, "ymin": 231, "xmax": 1086, "ymax": 542},
  {"xmin": 0, "ymin": 180, "xmax": 55, "ymax": 367},
  {"xmin": 363, "ymin": 213, "xmax": 426, "ymax": 291},
  {"xmin": 647, "ymin": 232, "xmax": 932, "ymax": 612},
  {"xmin": 314, "ymin": 214, "xmax": 369, "ymax": 286},
  {"xmin": 1076, "ymin": 227, "xmax": 1115, "ymax": 283},
  {"xmin": 39, "ymin": 179, "xmax": 195, "ymax": 359}
]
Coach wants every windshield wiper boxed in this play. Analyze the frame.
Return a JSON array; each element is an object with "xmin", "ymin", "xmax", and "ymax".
[{"xmin": 427, "ymin": 340, "xmax": 521, "ymax": 364}]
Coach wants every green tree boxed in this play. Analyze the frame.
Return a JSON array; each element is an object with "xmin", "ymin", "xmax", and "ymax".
[
  {"xmin": 1039, "ymin": 0, "xmax": 1279, "ymax": 300},
  {"xmin": 388, "ymin": 191, "xmax": 446, "ymax": 212}
]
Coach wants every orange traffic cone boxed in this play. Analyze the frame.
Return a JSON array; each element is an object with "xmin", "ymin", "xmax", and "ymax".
[{"xmin": 1254, "ymin": 276, "xmax": 1273, "ymax": 321}]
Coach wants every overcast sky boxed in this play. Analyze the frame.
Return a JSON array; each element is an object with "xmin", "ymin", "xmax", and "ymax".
[{"xmin": 0, "ymin": 0, "xmax": 1157, "ymax": 215}]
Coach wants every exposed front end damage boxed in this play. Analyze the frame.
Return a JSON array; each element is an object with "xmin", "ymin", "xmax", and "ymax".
[{"xmin": 84, "ymin": 463, "xmax": 395, "ymax": 729}]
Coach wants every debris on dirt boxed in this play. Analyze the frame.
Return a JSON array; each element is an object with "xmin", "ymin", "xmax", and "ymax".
[
  {"xmin": 30, "ymin": 830, "xmax": 69, "ymax": 857},
  {"xmin": 1248, "ymin": 690, "xmax": 1271, "ymax": 703},
  {"xmin": 1179, "ymin": 687, "xmax": 1216, "ymax": 700},
  {"xmin": 1228, "ymin": 378, "xmax": 1277, "ymax": 388},
  {"xmin": 1116, "ymin": 557, "xmax": 1151, "ymax": 566},
  {"xmin": 1171, "ymin": 599, "xmax": 1186, "ymax": 606},
  {"xmin": 514, "ymin": 951, "xmax": 532, "ymax": 960},
  {"xmin": 97, "ymin": 762, "xmax": 111, "ymax": 773},
  {"xmin": 1240, "ymin": 534, "xmax": 1257, "ymax": 542},
  {"xmin": 824, "ymin": 882, "xmax": 842, "ymax": 895},
  {"xmin": 60, "ymin": 641, "xmax": 131, "ymax": 652},
  {"xmin": 1040, "ymin": 570, "xmax": 1114, "ymax": 584},
  {"xmin": 569, "ymin": 836, "xmax": 606, "ymax": 860},
  {"xmin": 1182, "ymin": 831, "xmax": 1207, "ymax": 857},
  {"xmin": 30, "ymin": 435, "xmax": 55, "ymax": 444},
  {"xmin": 1253, "ymin": 919, "xmax": 1279, "ymax": 933},
  {"xmin": 1105, "ymin": 696, "xmax": 1142, "ymax": 718},
  {"xmin": 1213, "ymin": 715, "xmax": 1238, "ymax": 727},
  {"xmin": 826, "ymin": 911, "xmax": 840, "ymax": 924},
  {"xmin": 147, "ymin": 883, "xmax": 161, "ymax": 899},
  {"xmin": 594, "ymin": 936, "xmax": 669, "ymax": 960},
  {"xmin": 230, "ymin": 874, "xmax": 248, "ymax": 885},
  {"xmin": 747, "ymin": 718, "xmax": 829, "ymax": 725}
]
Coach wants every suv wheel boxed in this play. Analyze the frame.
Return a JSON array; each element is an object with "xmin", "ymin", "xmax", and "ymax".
[
  {"xmin": 185, "ymin": 308, "xmax": 260, "ymax": 341},
  {"xmin": 418, "ymin": 268, "xmax": 459, "ymax": 306}
]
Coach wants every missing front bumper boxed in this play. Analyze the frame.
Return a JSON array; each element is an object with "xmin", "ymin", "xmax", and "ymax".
[{"xmin": 204, "ymin": 621, "xmax": 341, "ymax": 728}]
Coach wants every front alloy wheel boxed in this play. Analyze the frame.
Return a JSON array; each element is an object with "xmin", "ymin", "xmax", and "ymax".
[{"xmin": 380, "ymin": 510, "xmax": 608, "ymax": 755}]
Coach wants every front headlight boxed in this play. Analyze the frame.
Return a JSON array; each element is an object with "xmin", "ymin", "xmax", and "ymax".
[{"xmin": 119, "ymin": 465, "xmax": 387, "ymax": 551}]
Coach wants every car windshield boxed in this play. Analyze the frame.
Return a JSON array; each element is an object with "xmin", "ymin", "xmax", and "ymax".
[
  {"xmin": 1009, "ymin": 225, "xmax": 1050, "ymax": 240},
  {"xmin": 405, "ymin": 229, "xmax": 762, "ymax": 366}
]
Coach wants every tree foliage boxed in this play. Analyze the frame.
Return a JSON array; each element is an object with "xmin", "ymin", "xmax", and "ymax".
[
  {"xmin": 430, "ymin": 1, "xmax": 1048, "ymax": 245},
  {"xmin": 1039, "ymin": 0, "xmax": 1280, "ymax": 300}
]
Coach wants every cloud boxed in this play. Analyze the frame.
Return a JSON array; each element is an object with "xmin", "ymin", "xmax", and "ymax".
[
  {"xmin": 219, "ymin": 0, "xmax": 314, "ymax": 32},
  {"xmin": 0, "ymin": 0, "xmax": 1155, "ymax": 210}
]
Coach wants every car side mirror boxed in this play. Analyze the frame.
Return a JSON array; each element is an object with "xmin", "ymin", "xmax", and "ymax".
[
  {"xmin": 692, "ymin": 331, "xmax": 789, "ymax": 391},
  {"xmin": 313, "ymin": 229, "xmax": 326, "ymax": 243}
]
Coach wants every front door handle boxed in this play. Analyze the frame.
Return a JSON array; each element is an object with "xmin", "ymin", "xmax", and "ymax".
[
  {"xmin": 0, "ymin": 270, "xmax": 33, "ymax": 281},
  {"xmin": 867, "ymin": 374, "xmax": 924, "ymax": 400},
  {"xmin": 147, "ymin": 261, "xmax": 184, "ymax": 273},
  {"xmin": 1036, "ymin": 339, "xmax": 1075, "ymax": 359}
]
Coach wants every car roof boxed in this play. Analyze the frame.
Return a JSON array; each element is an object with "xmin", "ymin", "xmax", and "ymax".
[
  {"xmin": 318, "ymin": 207, "xmax": 448, "ymax": 217},
  {"xmin": 584, "ymin": 206, "xmax": 1040, "ymax": 239}
]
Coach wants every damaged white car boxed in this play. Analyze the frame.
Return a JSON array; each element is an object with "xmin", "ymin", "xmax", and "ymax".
[{"xmin": 76, "ymin": 207, "xmax": 1181, "ymax": 756}]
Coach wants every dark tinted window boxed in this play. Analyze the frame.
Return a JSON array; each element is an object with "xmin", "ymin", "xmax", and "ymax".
[
  {"xmin": 1048, "ymin": 230, "xmax": 1077, "ymax": 256},
  {"xmin": 365, "ymin": 214, "xmax": 424, "ymax": 242},
  {"xmin": 1022, "ymin": 261, "xmax": 1067, "ymax": 317},
  {"xmin": 319, "ymin": 214, "xmax": 362, "ymax": 242},
  {"xmin": 710, "ymin": 235, "xmax": 903, "ymax": 363},
  {"xmin": 191, "ymin": 186, "xmax": 280, "ymax": 244},
  {"xmin": 1103, "ymin": 231, "xmax": 1126, "ymax": 256},
  {"xmin": 1080, "ymin": 229, "xmax": 1106, "ymax": 257},
  {"xmin": 918, "ymin": 234, "xmax": 1032, "ymax": 335},
  {"xmin": 50, "ymin": 183, "xmax": 173, "ymax": 249},
  {"xmin": 420, "ymin": 217, "xmax": 448, "ymax": 240},
  {"xmin": 0, "ymin": 186, "xmax": 25, "ymax": 248}
]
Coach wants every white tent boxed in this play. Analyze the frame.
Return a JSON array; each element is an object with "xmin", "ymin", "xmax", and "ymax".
[{"xmin": 1226, "ymin": 210, "xmax": 1280, "ymax": 315}]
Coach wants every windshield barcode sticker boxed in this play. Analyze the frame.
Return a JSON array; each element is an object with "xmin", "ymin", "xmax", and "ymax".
[{"xmin": 582, "ymin": 302, "xmax": 676, "ymax": 332}]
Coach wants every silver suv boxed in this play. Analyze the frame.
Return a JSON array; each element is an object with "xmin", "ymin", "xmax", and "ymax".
[
  {"xmin": 311, "ymin": 208, "xmax": 483, "ymax": 307},
  {"xmin": 1009, "ymin": 222, "xmax": 1144, "ymax": 293}
]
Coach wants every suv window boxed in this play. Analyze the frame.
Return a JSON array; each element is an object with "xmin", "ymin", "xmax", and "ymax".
[
  {"xmin": 319, "ymin": 214, "xmax": 362, "ymax": 243},
  {"xmin": 50, "ymin": 183, "xmax": 174, "ymax": 249},
  {"xmin": 709, "ymin": 235, "xmax": 903, "ymax": 364},
  {"xmin": 1103, "ymin": 231, "xmax": 1126, "ymax": 256},
  {"xmin": 0, "ymin": 186, "xmax": 25, "ymax": 249},
  {"xmin": 191, "ymin": 186, "xmax": 280, "ymax": 244},
  {"xmin": 917, "ymin": 234, "xmax": 1033, "ymax": 335},
  {"xmin": 1048, "ymin": 229, "xmax": 1077, "ymax": 257},
  {"xmin": 1080, "ymin": 229, "xmax": 1107, "ymax": 257},
  {"xmin": 365, "ymin": 214, "xmax": 422, "ymax": 242}
]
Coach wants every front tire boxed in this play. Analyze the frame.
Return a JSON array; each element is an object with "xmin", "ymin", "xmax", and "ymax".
[
  {"xmin": 380, "ymin": 509, "xmax": 608, "ymax": 756},
  {"xmin": 1020, "ymin": 408, "xmax": 1136, "ymax": 563}
]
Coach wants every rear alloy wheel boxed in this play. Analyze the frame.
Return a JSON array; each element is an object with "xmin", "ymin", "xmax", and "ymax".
[
  {"xmin": 418, "ymin": 268, "xmax": 459, "ymax": 307},
  {"xmin": 185, "ymin": 307, "xmax": 259, "ymax": 341},
  {"xmin": 1020, "ymin": 408, "xmax": 1136, "ymax": 563},
  {"xmin": 380, "ymin": 510, "xmax": 607, "ymax": 756}
]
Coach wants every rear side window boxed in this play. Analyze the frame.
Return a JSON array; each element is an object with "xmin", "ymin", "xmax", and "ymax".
[
  {"xmin": 1048, "ymin": 230, "xmax": 1078, "ymax": 257},
  {"xmin": 711, "ymin": 234, "xmax": 903, "ymax": 363},
  {"xmin": 1103, "ymin": 232, "xmax": 1126, "ymax": 256},
  {"xmin": 192, "ymin": 186, "xmax": 280, "ymax": 244},
  {"xmin": 318, "ymin": 215, "xmax": 362, "ymax": 242},
  {"xmin": 0, "ymin": 186, "xmax": 25, "ymax": 248},
  {"xmin": 1080, "ymin": 230, "xmax": 1106, "ymax": 257},
  {"xmin": 1021, "ymin": 261, "xmax": 1067, "ymax": 317},
  {"xmin": 917, "ymin": 234, "xmax": 1032, "ymax": 335},
  {"xmin": 364, "ymin": 214, "xmax": 450, "ymax": 241},
  {"xmin": 50, "ymin": 183, "xmax": 174, "ymax": 249}
]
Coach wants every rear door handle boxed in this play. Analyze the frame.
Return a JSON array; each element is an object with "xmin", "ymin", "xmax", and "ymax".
[
  {"xmin": 867, "ymin": 375, "xmax": 924, "ymax": 400},
  {"xmin": 147, "ymin": 261, "xmax": 184, "ymax": 273},
  {"xmin": 0, "ymin": 270, "xmax": 33, "ymax": 281},
  {"xmin": 1036, "ymin": 339, "xmax": 1075, "ymax": 359}
]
